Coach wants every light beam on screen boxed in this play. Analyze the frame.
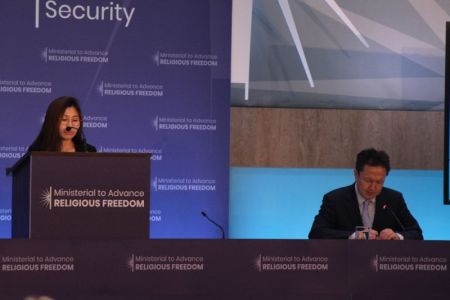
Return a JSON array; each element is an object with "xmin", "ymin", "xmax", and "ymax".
[
  {"xmin": 408, "ymin": 0, "xmax": 449, "ymax": 44},
  {"xmin": 445, "ymin": 21, "xmax": 450, "ymax": 204},
  {"xmin": 35, "ymin": 0, "xmax": 40, "ymax": 28},
  {"xmin": 277, "ymin": 0, "xmax": 370, "ymax": 88},
  {"xmin": 231, "ymin": 0, "xmax": 370, "ymax": 99},
  {"xmin": 277, "ymin": 0, "xmax": 315, "ymax": 88},
  {"xmin": 231, "ymin": 0, "xmax": 253, "ymax": 100},
  {"xmin": 325, "ymin": 0, "xmax": 369, "ymax": 48}
]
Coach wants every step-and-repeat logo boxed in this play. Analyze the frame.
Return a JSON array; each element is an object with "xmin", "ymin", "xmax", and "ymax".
[
  {"xmin": 98, "ymin": 81, "xmax": 164, "ymax": 97},
  {"xmin": 153, "ymin": 51, "xmax": 219, "ymax": 67},
  {"xmin": 83, "ymin": 115, "xmax": 108, "ymax": 129},
  {"xmin": 42, "ymin": 47, "xmax": 109, "ymax": 64},
  {"xmin": 0, "ymin": 79, "xmax": 52, "ymax": 95},
  {"xmin": 97, "ymin": 146, "xmax": 163, "ymax": 161},
  {"xmin": 152, "ymin": 116, "xmax": 217, "ymax": 132},
  {"xmin": 0, "ymin": 145, "xmax": 28, "ymax": 159},
  {"xmin": 0, "ymin": 209, "xmax": 11, "ymax": 222},
  {"xmin": 152, "ymin": 177, "xmax": 216, "ymax": 192}
]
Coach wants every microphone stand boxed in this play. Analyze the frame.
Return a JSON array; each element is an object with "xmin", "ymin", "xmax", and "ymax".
[{"xmin": 201, "ymin": 211, "xmax": 226, "ymax": 239}]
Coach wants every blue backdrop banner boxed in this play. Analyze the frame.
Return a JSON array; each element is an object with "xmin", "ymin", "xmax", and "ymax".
[{"xmin": 0, "ymin": 0, "xmax": 231, "ymax": 238}]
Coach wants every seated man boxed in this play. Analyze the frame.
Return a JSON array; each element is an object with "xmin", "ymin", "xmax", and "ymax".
[{"xmin": 308, "ymin": 148, "xmax": 423, "ymax": 240}]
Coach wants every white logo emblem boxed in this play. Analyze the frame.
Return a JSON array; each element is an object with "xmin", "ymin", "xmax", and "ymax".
[{"xmin": 41, "ymin": 187, "xmax": 53, "ymax": 210}]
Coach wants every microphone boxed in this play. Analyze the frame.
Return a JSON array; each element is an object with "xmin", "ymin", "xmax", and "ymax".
[
  {"xmin": 65, "ymin": 126, "xmax": 72, "ymax": 131},
  {"xmin": 382, "ymin": 204, "xmax": 405, "ymax": 231},
  {"xmin": 201, "ymin": 211, "xmax": 225, "ymax": 239}
]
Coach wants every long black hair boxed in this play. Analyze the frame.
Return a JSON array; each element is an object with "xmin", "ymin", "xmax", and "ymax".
[{"xmin": 30, "ymin": 96, "xmax": 85, "ymax": 151}]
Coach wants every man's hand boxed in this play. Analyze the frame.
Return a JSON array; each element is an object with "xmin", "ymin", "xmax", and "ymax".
[
  {"xmin": 378, "ymin": 228, "xmax": 400, "ymax": 240},
  {"xmin": 355, "ymin": 229, "xmax": 379, "ymax": 240}
]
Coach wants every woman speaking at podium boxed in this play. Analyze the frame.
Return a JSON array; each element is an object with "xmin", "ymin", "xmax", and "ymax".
[{"xmin": 28, "ymin": 96, "xmax": 96, "ymax": 152}]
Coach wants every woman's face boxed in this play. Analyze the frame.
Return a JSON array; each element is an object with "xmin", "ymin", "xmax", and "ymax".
[{"xmin": 59, "ymin": 106, "xmax": 81, "ymax": 141}]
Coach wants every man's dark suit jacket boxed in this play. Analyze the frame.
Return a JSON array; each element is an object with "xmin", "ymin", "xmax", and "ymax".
[{"xmin": 308, "ymin": 184, "xmax": 423, "ymax": 240}]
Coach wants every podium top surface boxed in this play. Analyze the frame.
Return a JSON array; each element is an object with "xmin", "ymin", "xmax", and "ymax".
[{"xmin": 6, "ymin": 151, "xmax": 151, "ymax": 176}]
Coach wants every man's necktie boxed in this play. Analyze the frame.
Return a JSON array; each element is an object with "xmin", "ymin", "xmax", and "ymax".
[{"xmin": 362, "ymin": 200, "xmax": 371, "ymax": 228}]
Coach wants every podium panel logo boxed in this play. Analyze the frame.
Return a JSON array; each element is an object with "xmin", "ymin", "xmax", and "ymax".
[
  {"xmin": 372, "ymin": 254, "xmax": 448, "ymax": 272},
  {"xmin": 254, "ymin": 254, "xmax": 329, "ymax": 272},
  {"xmin": 40, "ymin": 186, "xmax": 146, "ymax": 210},
  {"xmin": 127, "ymin": 254, "xmax": 204, "ymax": 273}
]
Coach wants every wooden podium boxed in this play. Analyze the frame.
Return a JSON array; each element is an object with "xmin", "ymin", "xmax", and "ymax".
[{"xmin": 7, "ymin": 152, "xmax": 150, "ymax": 239}]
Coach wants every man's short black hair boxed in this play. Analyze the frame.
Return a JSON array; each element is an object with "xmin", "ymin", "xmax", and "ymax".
[{"xmin": 355, "ymin": 148, "xmax": 390, "ymax": 175}]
